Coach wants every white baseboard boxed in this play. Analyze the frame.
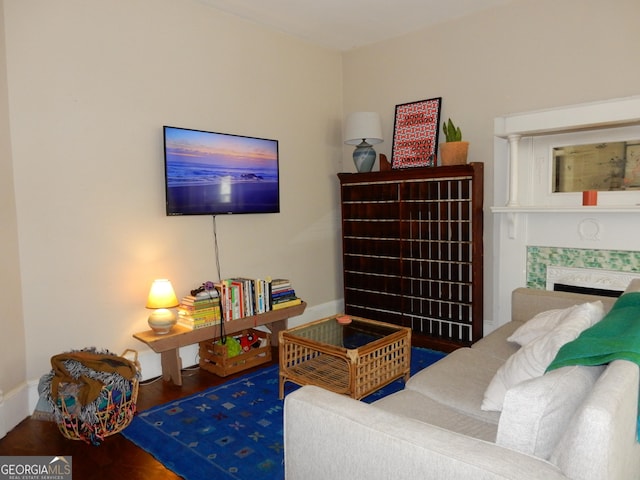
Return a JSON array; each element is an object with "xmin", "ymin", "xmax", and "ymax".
[
  {"xmin": 0, "ymin": 383, "xmax": 31, "ymax": 439},
  {"xmin": 136, "ymin": 344, "xmax": 200, "ymax": 381}
]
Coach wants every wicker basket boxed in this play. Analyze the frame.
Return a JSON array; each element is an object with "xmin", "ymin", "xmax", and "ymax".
[
  {"xmin": 53, "ymin": 349, "xmax": 140, "ymax": 444},
  {"xmin": 199, "ymin": 329, "xmax": 271, "ymax": 377}
]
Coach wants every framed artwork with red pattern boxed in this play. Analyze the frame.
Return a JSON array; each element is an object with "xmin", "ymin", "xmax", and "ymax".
[{"xmin": 391, "ymin": 97, "xmax": 441, "ymax": 169}]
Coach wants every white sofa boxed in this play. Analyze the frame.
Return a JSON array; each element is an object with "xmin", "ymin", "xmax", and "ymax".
[{"xmin": 284, "ymin": 287, "xmax": 640, "ymax": 480}]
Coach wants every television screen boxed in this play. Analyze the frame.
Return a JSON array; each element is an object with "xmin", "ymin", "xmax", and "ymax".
[{"xmin": 163, "ymin": 126, "xmax": 280, "ymax": 216}]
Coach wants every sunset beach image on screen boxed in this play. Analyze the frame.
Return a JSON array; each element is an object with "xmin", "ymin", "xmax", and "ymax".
[{"xmin": 163, "ymin": 126, "xmax": 280, "ymax": 215}]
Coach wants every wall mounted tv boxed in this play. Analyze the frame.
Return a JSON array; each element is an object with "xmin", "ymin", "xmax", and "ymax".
[{"xmin": 163, "ymin": 126, "xmax": 280, "ymax": 216}]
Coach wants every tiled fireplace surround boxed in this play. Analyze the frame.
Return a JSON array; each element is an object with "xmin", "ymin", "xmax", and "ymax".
[
  {"xmin": 527, "ymin": 246, "xmax": 640, "ymax": 291},
  {"xmin": 490, "ymin": 96, "xmax": 640, "ymax": 333}
]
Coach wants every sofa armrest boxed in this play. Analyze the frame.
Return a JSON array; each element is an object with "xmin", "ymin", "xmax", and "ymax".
[
  {"xmin": 511, "ymin": 288, "xmax": 616, "ymax": 323},
  {"xmin": 284, "ymin": 386, "xmax": 567, "ymax": 480}
]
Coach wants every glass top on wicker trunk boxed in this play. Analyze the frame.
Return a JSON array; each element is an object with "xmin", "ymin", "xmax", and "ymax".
[{"xmin": 278, "ymin": 315, "xmax": 411, "ymax": 400}]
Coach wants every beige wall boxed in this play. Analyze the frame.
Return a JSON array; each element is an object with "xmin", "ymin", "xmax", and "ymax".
[
  {"xmin": 3, "ymin": 0, "xmax": 343, "ymax": 383},
  {"xmin": 2, "ymin": 0, "xmax": 639, "ymax": 414},
  {"xmin": 342, "ymin": 0, "xmax": 640, "ymax": 322},
  {"xmin": 0, "ymin": 1, "xmax": 26, "ymax": 398}
]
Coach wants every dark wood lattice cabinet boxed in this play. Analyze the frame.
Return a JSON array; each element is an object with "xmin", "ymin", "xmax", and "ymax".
[{"xmin": 338, "ymin": 163, "xmax": 483, "ymax": 351}]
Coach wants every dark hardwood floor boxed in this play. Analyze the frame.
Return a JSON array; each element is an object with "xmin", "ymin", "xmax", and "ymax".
[{"xmin": 0, "ymin": 348, "xmax": 279, "ymax": 479}]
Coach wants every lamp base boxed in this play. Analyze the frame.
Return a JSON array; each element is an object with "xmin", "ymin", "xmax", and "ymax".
[
  {"xmin": 353, "ymin": 141, "xmax": 376, "ymax": 173},
  {"xmin": 148, "ymin": 308, "xmax": 177, "ymax": 335}
]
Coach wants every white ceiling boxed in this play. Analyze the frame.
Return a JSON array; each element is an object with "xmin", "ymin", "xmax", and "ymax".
[{"xmin": 197, "ymin": 0, "xmax": 517, "ymax": 51}]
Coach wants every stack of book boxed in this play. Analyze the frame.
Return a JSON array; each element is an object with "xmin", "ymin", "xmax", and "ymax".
[
  {"xmin": 214, "ymin": 277, "xmax": 302, "ymax": 321},
  {"xmin": 216, "ymin": 278, "xmax": 267, "ymax": 322},
  {"xmin": 270, "ymin": 278, "xmax": 302, "ymax": 310},
  {"xmin": 177, "ymin": 290, "xmax": 222, "ymax": 329}
]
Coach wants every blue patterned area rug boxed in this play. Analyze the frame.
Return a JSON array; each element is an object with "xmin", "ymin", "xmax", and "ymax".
[{"xmin": 121, "ymin": 347, "xmax": 445, "ymax": 480}]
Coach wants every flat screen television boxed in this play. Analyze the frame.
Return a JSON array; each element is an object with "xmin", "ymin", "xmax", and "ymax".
[{"xmin": 163, "ymin": 126, "xmax": 280, "ymax": 216}]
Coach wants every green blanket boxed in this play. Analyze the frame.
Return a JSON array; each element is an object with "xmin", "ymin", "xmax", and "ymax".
[{"xmin": 547, "ymin": 291, "xmax": 640, "ymax": 441}]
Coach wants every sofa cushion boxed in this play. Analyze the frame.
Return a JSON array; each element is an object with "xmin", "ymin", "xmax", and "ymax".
[
  {"xmin": 406, "ymin": 348, "xmax": 502, "ymax": 424},
  {"xmin": 507, "ymin": 301, "xmax": 603, "ymax": 347},
  {"xmin": 373, "ymin": 389, "xmax": 498, "ymax": 442},
  {"xmin": 496, "ymin": 364, "xmax": 604, "ymax": 459},
  {"xmin": 550, "ymin": 360, "xmax": 640, "ymax": 480},
  {"xmin": 481, "ymin": 301, "xmax": 604, "ymax": 412}
]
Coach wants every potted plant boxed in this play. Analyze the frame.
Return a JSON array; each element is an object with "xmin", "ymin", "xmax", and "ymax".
[{"xmin": 440, "ymin": 118, "xmax": 469, "ymax": 165}]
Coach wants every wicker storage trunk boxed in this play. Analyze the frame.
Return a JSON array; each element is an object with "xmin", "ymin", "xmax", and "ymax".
[{"xmin": 199, "ymin": 329, "xmax": 271, "ymax": 377}]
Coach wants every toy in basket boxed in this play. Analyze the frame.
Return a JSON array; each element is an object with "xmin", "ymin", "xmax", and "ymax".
[
  {"xmin": 43, "ymin": 348, "xmax": 140, "ymax": 445},
  {"xmin": 199, "ymin": 329, "xmax": 271, "ymax": 377}
]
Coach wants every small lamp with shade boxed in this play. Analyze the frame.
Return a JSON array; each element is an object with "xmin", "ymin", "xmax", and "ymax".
[
  {"xmin": 146, "ymin": 279, "xmax": 179, "ymax": 335},
  {"xmin": 344, "ymin": 112, "xmax": 383, "ymax": 173}
]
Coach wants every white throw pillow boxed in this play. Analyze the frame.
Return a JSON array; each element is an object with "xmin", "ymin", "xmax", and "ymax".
[
  {"xmin": 496, "ymin": 364, "xmax": 604, "ymax": 459},
  {"xmin": 507, "ymin": 301, "xmax": 603, "ymax": 347},
  {"xmin": 481, "ymin": 301, "xmax": 604, "ymax": 412}
]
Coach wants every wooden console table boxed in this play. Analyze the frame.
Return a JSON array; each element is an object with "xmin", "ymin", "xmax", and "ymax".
[{"xmin": 134, "ymin": 301, "xmax": 306, "ymax": 385}]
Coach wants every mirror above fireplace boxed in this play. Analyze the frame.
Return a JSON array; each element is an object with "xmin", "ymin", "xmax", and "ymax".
[{"xmin": 553, "ymin": 140, "xmax": 640, "ymax": 192}]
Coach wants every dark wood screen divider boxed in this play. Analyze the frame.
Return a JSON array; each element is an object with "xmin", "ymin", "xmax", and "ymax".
[{"xmin": 338, "ymin": 163, "xmax": 483, "ymax": 352}]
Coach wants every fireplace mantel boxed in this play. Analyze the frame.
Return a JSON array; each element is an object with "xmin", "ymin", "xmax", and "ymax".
[
  {"xmin": 495, "ymin": 95, "xmax": 640, "ymax": 139},
  {"xmin": 493, "ymin": 95, "xmax": 640, "ymax": 210},
  {"xmin": 489, "ymin": 96, "xmax": 640, "ymax": 334}
]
